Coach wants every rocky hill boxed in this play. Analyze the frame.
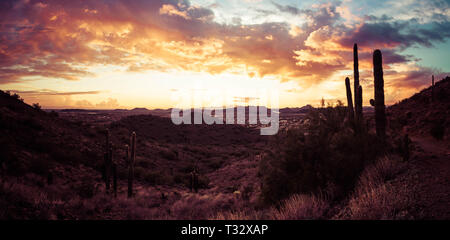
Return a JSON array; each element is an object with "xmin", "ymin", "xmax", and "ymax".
[{"xmin": 388, "ymin": 76, "xmax": 449, "ymax": 140}]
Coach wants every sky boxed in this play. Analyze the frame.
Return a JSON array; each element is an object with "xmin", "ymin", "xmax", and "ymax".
[{"xmin": 0, "ymin": 0, "xmax": 449, "ymax": 109}]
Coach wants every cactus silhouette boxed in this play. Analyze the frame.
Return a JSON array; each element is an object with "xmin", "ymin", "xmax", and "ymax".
[
  {"xmin": 128, "ymin": 132, "xmax": 136, "ymax": 198},
  {"xmin": 357, "ymin": 85, "xmax": 363, "ymax": 122},
  {"xmin": 373, "ymin": 49, "xmax": 386, "ymax": 141},
  {"xmin": 345, "ymin": 77, "xmax": 355, "ymax": 122},
  {"xmin": 353, "ymin": 43, "xmax": 363, "ymax": 125}
]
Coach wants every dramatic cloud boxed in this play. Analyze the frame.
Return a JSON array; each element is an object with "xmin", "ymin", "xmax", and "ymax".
[
  {"xmin": 7, "ymin": 89, "xmax": 102, "ymax": 96},
  {"xmin": 271, "ymin": 1, "xmax": 300, "ymax": 15},
  {"xmin": 338, "ymin": 20, "xmax": 450, "ymax": 49},
  {"xmin": 0, "ymin": 0, "xmax": 449, "ymax": 106}
]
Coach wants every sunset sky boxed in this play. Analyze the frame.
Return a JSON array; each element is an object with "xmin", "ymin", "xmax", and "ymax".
[{"xmin": 0, "ymin": 0, "xmax": 449, "ymax": 109}]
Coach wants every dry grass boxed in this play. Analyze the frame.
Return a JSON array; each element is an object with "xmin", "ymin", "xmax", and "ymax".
[
  {"xmin": 0, "ymin": 175, "xmax": 246, "ymax": 219},
  {"xmin": 346, "ymin": 155, "xmax": 415, "ymax": 219},
  {"xmin": 272, "ymin": 193, "xmax": 329, "ymax": 220},
  {"xmin": 213, "ymin": 210, "xmax": 266, "ymax": 220},
  {"xmin": 212, "ymin": 193, "xmax": 329, "ymax": 220},
  {"xmin": 1, "ymin": 154, "xmax": 415, "ymax": 220}
]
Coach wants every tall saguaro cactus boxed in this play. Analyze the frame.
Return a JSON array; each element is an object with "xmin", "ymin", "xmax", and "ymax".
[
  {"xmin": 357, "ymin": 85, "xmax": 363, "ymax": 122},
  {"xmin": 128, "ymin": 132, "xmax": 136, "ymax": 198},
  {"xmin": 345, "ymin": 77, "xmax": 355, "ymax": 122},
  {"xmin": 353, "ymin": 43, "xmax": 363, "ymax": 123},
  {"xmin": 373, "ymin": 50, "xmax": 386, "ymax": 141}
]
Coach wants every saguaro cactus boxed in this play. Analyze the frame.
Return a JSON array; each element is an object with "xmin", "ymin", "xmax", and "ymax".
[
  {"xmin": 373, "ymin": 49, "xmax": 386, "ymax": 141},
  {"xmin": 345, "ymin": 77, "xmax": 355, "ymax": 122},
  {"xmin": 128, "ymin": 132, "xmax": 136, "ymax": 198},
  {"xmin": 353, "ymin": 43, "xmax": 363, "ymax": 123},
  {"xmin": 357, "ymin": 85, "xmax": 363, "ymax": 122}
]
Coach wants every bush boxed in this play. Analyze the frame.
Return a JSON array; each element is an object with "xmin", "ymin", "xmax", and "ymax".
[
  {"xmin": 11, "ymin": 93, "xmax": 20, "ymax": 99},
  {"xmin": 347, "ymin": 155, "xmax": 411, "ymax": 219},
  {"xmin": 32, "ymin": 103, "xmax": 42, "ymax": 110},
  {"xmin": 259, "ymin": 107, "xmax": 382, "ymax": 205}
]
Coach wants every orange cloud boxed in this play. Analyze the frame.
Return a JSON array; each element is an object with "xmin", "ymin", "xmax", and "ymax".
[{"xmin": 0, "ymin": 0, "xmax": 448, "ymax": 107}]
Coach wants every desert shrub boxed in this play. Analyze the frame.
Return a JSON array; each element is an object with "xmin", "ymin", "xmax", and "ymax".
[
  {"xmin": 32, "ymin": 103, "xmax": 42, "ymax": 110},
  {"xmin": 259, "ymin": 107, "xmax": 382, "ymax": 205},
  {"xmin": 11, "ymin": 93, "xmax": 20, "ymax": 100}
]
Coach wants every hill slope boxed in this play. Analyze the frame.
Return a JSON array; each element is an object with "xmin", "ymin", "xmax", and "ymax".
[{"xmin": 388, "ymin": 76, "xmax": 449, "ymax": 139}]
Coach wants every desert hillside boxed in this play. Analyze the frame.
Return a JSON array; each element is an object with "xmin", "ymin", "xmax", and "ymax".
[{"xmin": 0, "ymin": 76, "xmax": 449, "ymax": 219}]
